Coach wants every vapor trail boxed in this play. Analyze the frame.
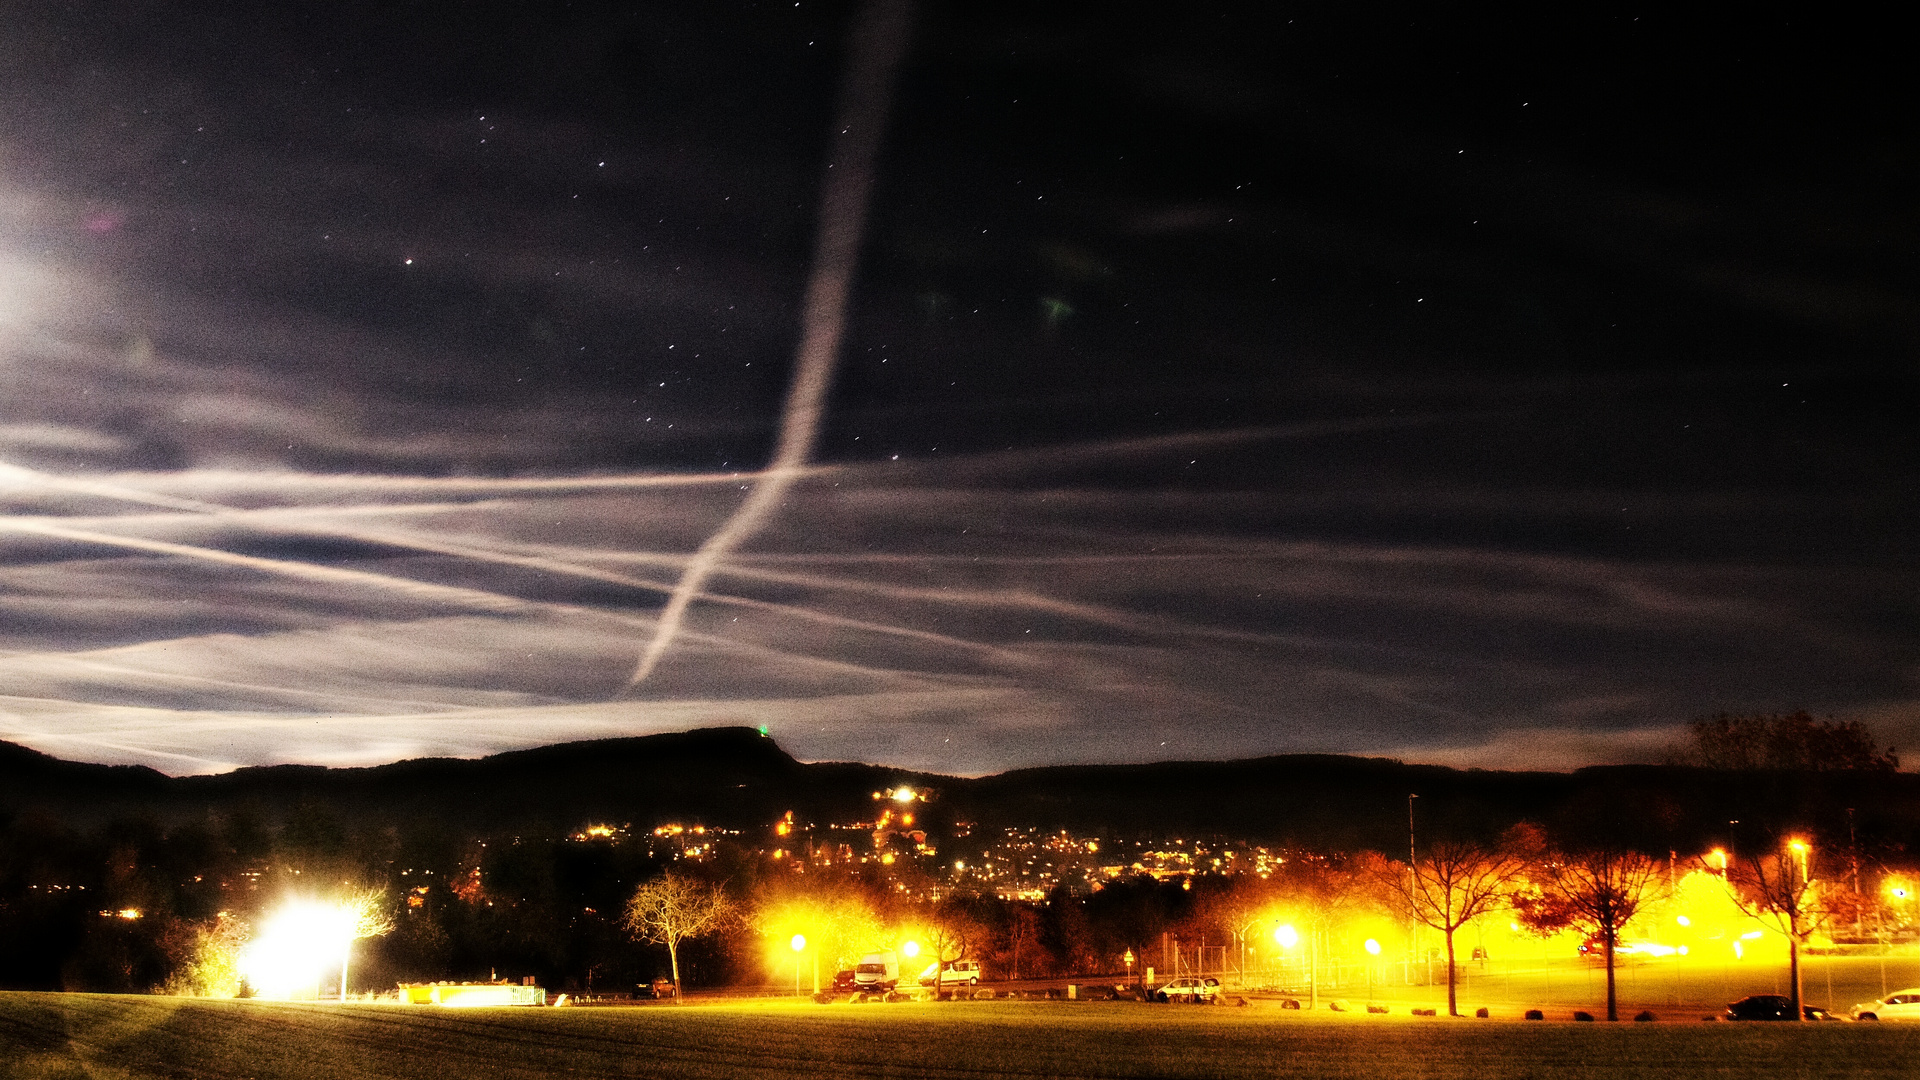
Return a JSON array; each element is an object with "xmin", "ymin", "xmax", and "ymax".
[{"xmin": 627, "ymin": 0, "xmax": 915, "ymax": 687}]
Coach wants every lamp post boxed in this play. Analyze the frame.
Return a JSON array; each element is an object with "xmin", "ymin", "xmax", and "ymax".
[
  {"xmin": 1407, "ymin": 794, "xmax": 1419, "ymax": 985},
  {"xmin": 791, "ymin": 934, "xmax": 806, "ymax": 997},
  {"xmin": 1365, "ymin": 938, "xmax": 1381, "ymax": 1008},
  {"xmin": 1274, "ymin": 924, "xmax": 1299, "ymax": 1002},
  {"xmin": 1234, "ymin": 918, "xmax": 1264, "ymax": 988},
  {"xmin": 1787, "ymin": 838, "xmax": 1811, "ymax": 1019}
]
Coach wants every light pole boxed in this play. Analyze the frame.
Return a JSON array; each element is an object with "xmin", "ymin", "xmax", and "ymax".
[
  {"xmin": 1234, "ymin": 918, "xmax": 1264, "ymax": 988},
  {"xmin": 1788, "ymin": 838, "xmax": 1811, "ymax": 1019},
  {"xmin": 1274, "ymin": 924, "xmax": 1301, "ymax": 1002},
  {"xmin": 1407, "ymin": 794, "xmax": 1419, "ymax": 985},
  {"xmin": 791, "ymin": 934, "xmax": 806, "ymax": 998},
  {"xmin": 1365, "ymin": 938, "xmax": 1381, "ymax": 1008}
]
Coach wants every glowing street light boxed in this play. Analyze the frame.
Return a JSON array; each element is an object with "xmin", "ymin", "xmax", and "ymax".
[
  {"xmin": 237, "ymin": 899, "xmax": 353, "ymax": 1000},
  {"xmin": 791, "ymin": 934, "xmax": 807, "ymax": 997},
  {"xmin": 1364, "ymin": 939, "xmax": 1381, "ymax": 1007},
  {"xmin": 236, "ymin": 892, "xmax": 390, "ymax": 1001},
  {"xmin": 1273, "ymin": 924, "xmax": 1299, "ymax": 949}
]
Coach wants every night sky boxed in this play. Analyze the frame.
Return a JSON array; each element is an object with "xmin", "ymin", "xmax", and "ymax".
[{"xmin": 0, "ymin": 2, "xmax": 1913, "ymax": 776}]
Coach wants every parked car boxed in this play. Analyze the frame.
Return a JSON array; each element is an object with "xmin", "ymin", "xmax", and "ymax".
[
  {"xmin": 918, "ymin": 960, "xmax": 982, "ymax": 986},
  {"xmin": 1153, "ymin": 976, "xmax": 1221, "ymax": 1003},
  {"xmin": 1724, "ymin": 994, "xmax": 1831, "ymax": 1021},
  {"xmin": 828, "ymin": 969, "xmax": 860, "ymax": 993},
  {"xmin": 1851, "ymin": 988, "xmax": 1920, "ymax": 1021}
]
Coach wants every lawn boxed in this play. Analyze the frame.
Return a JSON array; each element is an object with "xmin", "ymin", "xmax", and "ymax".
[{"xmin": 4, "ymin": 992, "xmax": 1919, "ymax": 1080}]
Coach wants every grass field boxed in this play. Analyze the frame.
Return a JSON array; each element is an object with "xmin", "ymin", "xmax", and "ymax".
[{"xmin": 6, "ymin": 992, "xmax": 1920, "ymax": 1080}]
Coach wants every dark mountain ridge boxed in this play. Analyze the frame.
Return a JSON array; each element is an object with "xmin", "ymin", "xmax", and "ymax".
[{"xmin": 3, "ymin": 728, "xmax": 1915, "ymax": 855}]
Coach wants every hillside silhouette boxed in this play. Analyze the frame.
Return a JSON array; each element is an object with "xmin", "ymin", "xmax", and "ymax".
[{"xmin": 4, "ymin": 728, "xmax": 1915, "ymax": 854}]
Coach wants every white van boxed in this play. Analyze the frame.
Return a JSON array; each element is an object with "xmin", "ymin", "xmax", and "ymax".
[
  {"xmin": 854, "ymin": 950, "xmax": 900, "ymax": 991},
  {"xmin": 918, "ymin": 960, "xmax": 982, "ymax": 986}
]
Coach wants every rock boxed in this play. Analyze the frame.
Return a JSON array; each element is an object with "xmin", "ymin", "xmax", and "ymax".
[
  {"xmin": 1573, "ymin": 1011, "xmax": 1595, "ymax": 1022},
  {"xmin": 1635, "ymin": 1011, "xmax": 1657, "ymax": 1022},
  {"xmin": 1474, "ymin": 1007, "xmax": 1489, "ymax": 1018},
  {"xmin": 1524, "ymin": 1009, "xmax": 1544, "ymax": 1021}
]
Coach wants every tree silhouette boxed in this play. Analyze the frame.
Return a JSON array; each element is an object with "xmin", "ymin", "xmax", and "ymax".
[
  {"xmin": 624, "ymin": 873, "xmax": 730, "ymax": 1003},
  {"xmin": 1389, "ymin": 839, "xmax": 1526, "ymax": 1016},
  {"xmin": 1515, "ymin": 847, "xmax": 1664, "ymax": 1021},
  {"xmin": 1671, "ymin": 712, "xmax": 1897, "ymax": 771},
  {"xmin": 1720, "ymin": 838, "xmax": 1827, "ymax": 1020},
  {"xmin": 337, "ymin": 887, "xmax": 394, "ymax": 1001}
]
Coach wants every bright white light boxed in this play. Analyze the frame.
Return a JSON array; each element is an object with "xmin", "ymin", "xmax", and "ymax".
[
  {"xmin": 237, "ymin": 898, "xmax": 355, "ymax": 999},
  {"xmin": 902, "ymin": 940, "xmax": 920, "ymax": 958},
  {"xmin": 791, "ymin": 934, "xmax": 807, "ymax": 952},
  {"xmin": 1364, "ymin": 938, "xmax": 1381, "ymax": 956},
  {"xmin": 1274, "ymin": 924, "xmax": 1298, "ymax": 948},
  {"xmin": 891, "ymin": 787, "xmax": 915, "ymax": 803}
]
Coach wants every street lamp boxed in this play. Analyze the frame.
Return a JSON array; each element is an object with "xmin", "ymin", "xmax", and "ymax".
[
  {"xmin": 791, "ymin": 934, "xmax": 806, "ymax": 998},
  {"xmin": 1274, "ymin": 923, "xmax": 1316, "ymax": 1009},
  {"xmin": 1365, "ymin": 938, "xmax": 1381, "ymax": 1008},
  {"xmin": 1786, "ymin": 838, "xmax": 1813, "ymax": 1019}
]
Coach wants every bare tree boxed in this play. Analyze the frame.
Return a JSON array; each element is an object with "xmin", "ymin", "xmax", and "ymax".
[
  {"xmin": 1002, "ymin": 904, "xmax": 1042, "ymax": 982},
  {"xmin": 338, "ymin": 887, "xmax": 394, "ymax": 1002},
  {"xmin": 920, "ymin": 902, "xmax": 981, "ymax": 995},
  {"xmin": 1719, "ymin": 838, "xmax": 1827, "ymax": 1020},
  {"xmin": 1669, "ymin": 712, "xmax": 1897, "ymax": 771},
  {"xmin": 624, "ymin": 873, "xmax": 731, "ymax": 1003},
  {"xmin": 1389, "ymin": 839, "xmax": 1527, "ymax": 1016},
  {"xmin": 1515, "ymin": 848, "xmax": 1664, "ymax": 1021}
]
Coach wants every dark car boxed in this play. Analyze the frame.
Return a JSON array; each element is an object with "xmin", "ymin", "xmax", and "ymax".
[
  {"xmin": 1724, "ymin": 995, "xmax": 1830, "ymax": 1021},
  {"xmin": 829, "ymin": 969, "xmax": 860, "ymax": 993}
]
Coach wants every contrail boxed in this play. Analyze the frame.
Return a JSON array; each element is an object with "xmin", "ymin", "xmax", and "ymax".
[{"xmin": 627, "ymin": 0, "xmax": 915, "ymax": 687}]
